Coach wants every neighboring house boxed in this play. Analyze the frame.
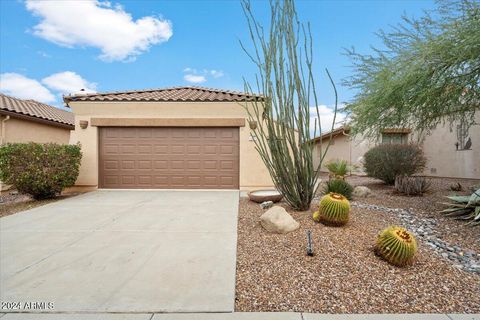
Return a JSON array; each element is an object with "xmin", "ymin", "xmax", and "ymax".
[
  {"xmin": 312, "ymin": 113, "xmax": 480, "ymax": 179},
  {"xmin": 311, "ymin": 126, "xmax": 373, "ymax": 174},
  {"xmin": 64, "ymin": 86, "xmax": 274, "ymax": 191},
  {"xmin": 0, "ymin": 93, "xmax": 75, "ymax": 190}
]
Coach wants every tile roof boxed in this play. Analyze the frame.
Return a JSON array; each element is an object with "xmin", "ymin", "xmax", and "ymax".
[
  {"xmin": 0, "ymin": 94, "xmax": 74, "ymax": 127},
  {"xmin": 63, "ymin": 86, "xmax": 263, "ymax": 103},
  {"xmin": 309, "ymin": 125, "xmax": 351, "ymax": 143}
]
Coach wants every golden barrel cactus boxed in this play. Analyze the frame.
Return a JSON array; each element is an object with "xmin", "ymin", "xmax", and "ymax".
[
  {"xmin": 376, "ymin": 226, "xmax": 417, "ymax": 266},
  {"xmin": 317, "ymin": 192, "xmax": 350, "ymax": 226}
]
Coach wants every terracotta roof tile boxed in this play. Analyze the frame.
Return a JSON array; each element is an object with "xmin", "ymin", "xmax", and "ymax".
[
  {"xmin": 0, "ymin": 94, "xmax": 74, "ymax": 127},
  {"xmin": 63, "ymin": 86, "xmax": 263, "ymax": 103}
]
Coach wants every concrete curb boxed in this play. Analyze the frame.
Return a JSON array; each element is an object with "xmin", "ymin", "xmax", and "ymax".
[{"xmin": 0, "ymin": 313, "xmax": 478, "ymax": 320}]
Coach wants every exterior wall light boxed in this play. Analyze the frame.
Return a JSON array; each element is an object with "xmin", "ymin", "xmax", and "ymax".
[
  {"xmin": 79, "ymin": 120, "xmax": 89, "ymax": 129},
  {"xmin": 248, "ymin": 120, "xmax": 258, "ymax": 130}
]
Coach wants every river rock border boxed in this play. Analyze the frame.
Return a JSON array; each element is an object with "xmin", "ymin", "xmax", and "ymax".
[{"xmin": 351, "ymin": 201, "xmax": 480, "ymax": 274}]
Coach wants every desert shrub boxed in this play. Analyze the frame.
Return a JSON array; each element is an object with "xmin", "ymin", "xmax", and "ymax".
[
  {"xmin": 323, "ymin": 179, "xmax": 353, "ymax": 199},
  {"xmin": 0, "ymin": 143, "xmax": 82, "ymax": 199},
  {"xmin": 394, "ymin": 175, "xmax": 431, "ymax": 196},
  {"xmin": 325, "ymin": 159, "xmax": 349, "ymax": 179},
  {"xmin": 363, "ymin": 144, "xmax": 427, "ymax": 185}
]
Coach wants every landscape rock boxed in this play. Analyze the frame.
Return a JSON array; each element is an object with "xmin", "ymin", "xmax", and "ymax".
[
  {"xmin": 260, "ymin": 206, "xmax": 299, "ymax": 234},
  {"xmin": 260, "ymin": 201, "xmax": 274, "ymax": 209},
  {"xmin": 352, "ymin": 186, "xmax": 372, "ymax": 198}
]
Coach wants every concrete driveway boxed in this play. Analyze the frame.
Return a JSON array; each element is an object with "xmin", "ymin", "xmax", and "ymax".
[{"xmin": 0, "ymin": 190, "xmax": 239, "ymax": 313}]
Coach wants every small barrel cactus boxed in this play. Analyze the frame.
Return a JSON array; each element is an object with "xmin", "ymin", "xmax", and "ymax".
[
  {"xmin": 376, "ymin": 226, "xmax": 417, "ymax": 266},
  {"xmin": 312, "ymin": 210, "xmax": 320, "ymax": 222},
  {"xmin": 317, "ymin": 192, "xmax": 350, "ymax": 226}
]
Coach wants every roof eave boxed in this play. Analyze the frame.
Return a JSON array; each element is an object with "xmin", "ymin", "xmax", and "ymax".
[{"xmin": 0, "ymin": 109, "xmax": 74, "ymax": 130}]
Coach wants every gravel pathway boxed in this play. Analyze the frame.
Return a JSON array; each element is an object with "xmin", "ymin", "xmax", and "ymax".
[{"xmin": 235, "ymin": 198, "xmax": 480, "ymax": 313}]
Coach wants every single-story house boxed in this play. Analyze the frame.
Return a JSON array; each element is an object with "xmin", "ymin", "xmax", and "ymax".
[
  {"xmin": 312, "ymin": 113, "xmax": 480, "ymax": 179},
  {"xmin": 0, "ymin": 93, "xmax": 75, "ymax": 190},
  {"xmin": 64, "ymin": 86, "xmax": 274, "ymax": 191},
  {"xmin": 0, "ymin": 93, "xmax": 74, "ymax": 144}
]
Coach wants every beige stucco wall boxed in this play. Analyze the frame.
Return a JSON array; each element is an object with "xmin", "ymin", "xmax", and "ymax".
[
  {"xmin": 68, "ymin": 101, "xmax": 274, "ymax": 191},
  {"xmin": 0, "ymin": 115, "xmax": 72, "ymax": 191},
  {"xmin": 313, "ymin": 134, "xmax": 373, "ymax": 174},
  {"xmin": 313, "ymin": 113, "xmax": 480, "ymax": 179},
  {"xmin": 419, "ymin": 113, "xmax": 480, "ymax": 179},
  {"xmin": 0, "ymin": 116, "xmax": 71, "ymax": 144}
]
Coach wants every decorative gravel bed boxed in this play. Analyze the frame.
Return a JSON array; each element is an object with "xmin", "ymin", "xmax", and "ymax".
[
  {"xmin": 339, "ymin": 175, "xmax": 480, "ymax": 253},
  {"xmin": 351, "ymin": 202, "xmax": 480, "ymax": 274},
  {"xmin": 235, "ymin": 197, "xmax": 480, "ymax": 313}
]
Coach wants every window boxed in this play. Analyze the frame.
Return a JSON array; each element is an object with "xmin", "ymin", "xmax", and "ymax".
[{"xmin": 381, "ymin": 133, "xmax": 408, "ymax": 144}]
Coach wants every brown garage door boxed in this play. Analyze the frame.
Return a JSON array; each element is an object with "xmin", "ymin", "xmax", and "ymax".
[{"xmin": 99, "ymin": 127, "xmax": 239, "ymax": 189}]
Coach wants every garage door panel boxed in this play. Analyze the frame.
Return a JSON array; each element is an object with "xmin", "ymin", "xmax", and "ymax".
[{"xmin": 99, "ymin": 127, "xmax": 239, "ymax": 189}]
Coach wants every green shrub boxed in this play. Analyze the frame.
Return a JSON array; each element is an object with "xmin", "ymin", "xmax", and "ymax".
[
  {"xmin": 394, "ymin": 175, "xmax": 431, "ymax": 196},
  {"xmin": 363, "ymin": 144, "xmax": 427, "ymax": 185},
  {"xmin": 0, "ymin": 143, "xmax": 82, "ymax": 199},
  {"xmin": 323, "ymin": 179, "xmax": 353, "ymax": 199},
  {"xmin": 325, "ymin": 159, "xmax": 349, "ymax": 179}
]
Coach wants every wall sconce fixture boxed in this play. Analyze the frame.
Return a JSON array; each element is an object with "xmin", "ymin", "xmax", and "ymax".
[{"xmin": 79, "ymin": 120, "xmax": 89, "ymax": 129}]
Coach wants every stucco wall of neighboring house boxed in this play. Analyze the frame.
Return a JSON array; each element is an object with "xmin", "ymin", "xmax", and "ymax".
[
  {"xmin": 0, "ymin": 115, "xmax": 72, "ymax": 191},
  {"xmin": 0, "ymin": 116, "xmax": 71, "ymax": 144},
  {"xmin": 313, "ymin": 113, "xmax": 480, "ymax": 179},
  {"xmin": 313, "ymin": 134, "xmax": 373, "ymax": 174},
  {"xmin": 68, "ymin": 101, "xmax": 274, "ymax": 191},
  {"xmin": 420, "ymin": 113, "xmax": 480, "ymax": 179}
]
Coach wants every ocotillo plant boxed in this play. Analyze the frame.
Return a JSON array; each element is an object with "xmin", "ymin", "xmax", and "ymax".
[{"xmin": 241, "ymin": 0, "xmax": 338, "ymax": 210}]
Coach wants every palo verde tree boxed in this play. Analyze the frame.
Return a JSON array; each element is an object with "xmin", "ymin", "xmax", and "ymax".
[
  {"xmin": 343, "ymin": 0, "xmax": 480, "ymax": 138},
  {"xmin": 241, "ymin": 0, "xmax": 338, "ymax": 210}
]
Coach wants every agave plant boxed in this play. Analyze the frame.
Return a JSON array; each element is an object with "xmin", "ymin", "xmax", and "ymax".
[
  {"xmin": 325, "ymin": 159, "xmax": 349, "ymax": 180},
  {"xmin": 440, "ymin": 188, "xmax": 480, "ymax": 226},
  {"xmin": 323, "ymin": 179, "xmax": 353, "ymax": 199}
]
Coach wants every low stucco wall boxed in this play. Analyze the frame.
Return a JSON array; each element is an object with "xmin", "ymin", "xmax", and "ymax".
[{"xmin": 68, "ymin": 101, "xmax": 274, "ymax": 191}]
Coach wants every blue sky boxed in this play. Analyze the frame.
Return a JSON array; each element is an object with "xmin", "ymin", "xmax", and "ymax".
[{"xmin": 0, "ymin": 0, "xmax": 435, "ymax": 127}]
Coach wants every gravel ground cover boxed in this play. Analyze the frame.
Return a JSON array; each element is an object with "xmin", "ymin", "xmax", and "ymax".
[
  {"xmin": 0, "ymin": 190, "xmax": 80, "ymax": 218},
  {"xmin": 235, "ymin": 175, "xmax": 480, "ymax": 313},
  {"xmin": 333, "ymin": 174, "xmax": 480, "ymax": 252}
]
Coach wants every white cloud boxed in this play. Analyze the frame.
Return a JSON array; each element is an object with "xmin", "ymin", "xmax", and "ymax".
[
  {"xmin": 42, "ymin": 71, "xmax": 96, "ymax": 95},
  {"xmin": 184, "ymin": 74, "xmax": 206, "ymax": 84},
  {"xmin": 210, "ymin": 70, "xmax": 224, "ymax": 78},
  {"xmin": 25, "ymin": 0, "xmax": 173, "ymax": 62},
  {"xmin": 0, "ymin": 72, "xmax": 96, "ymax": 105},
  {"xmin": 37, "ymin": 50, "xmax": 51, "ymax": 58},
  {"xmin": 309, "ymin": 104, "xmax": 347, "ymax": 137},
  {"xmin": 0, "ymin": 73, "xmax": 55, "ymax": 103},
  {"xmin": 182, "ymin": 67, "xmax": 224, "ymax": 83}
]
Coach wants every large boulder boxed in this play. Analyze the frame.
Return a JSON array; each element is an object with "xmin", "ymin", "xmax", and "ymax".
[
  {"xmin": 352, "ymin": 186, "xmax": 372, "ymax": 198},
  {"xmin": 260, "ymin": 206, "xmax": 299, "ymax": 234}
]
